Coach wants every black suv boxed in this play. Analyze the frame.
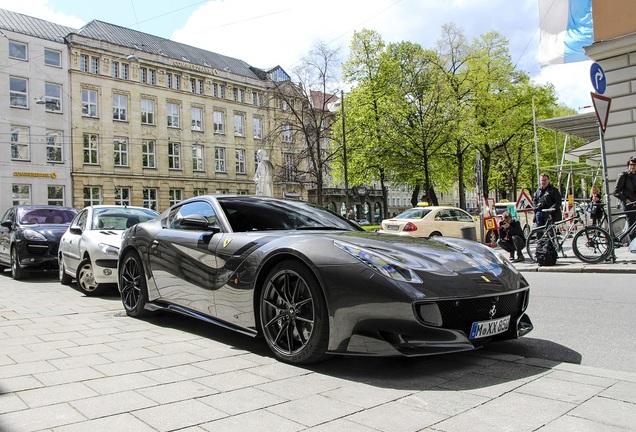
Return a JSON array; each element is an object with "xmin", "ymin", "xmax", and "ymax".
[{"xmin": 0, "ymin": 205, "xmax": 77, "ymax": 279}]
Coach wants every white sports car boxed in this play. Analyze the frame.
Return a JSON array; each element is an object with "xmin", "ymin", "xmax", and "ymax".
[{"xmin": 59, "ymin": 205, "xmax": 158, "ymax": 295}]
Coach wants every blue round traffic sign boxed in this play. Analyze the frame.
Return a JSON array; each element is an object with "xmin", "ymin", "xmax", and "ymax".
[{"xmin": 590, "ymin": 63, "xmax": 606, "ymax": 94}]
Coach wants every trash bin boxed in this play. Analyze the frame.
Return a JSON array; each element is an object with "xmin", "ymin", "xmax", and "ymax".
[{"xmin": 460, "ymin": 226, "xmax": 477, "ymax": 241}]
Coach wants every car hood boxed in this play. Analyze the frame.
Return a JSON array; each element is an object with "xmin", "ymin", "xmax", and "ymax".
[
  {"xmin": 91, "ymin": 229, "xmax": 125, "ymax": 247},
  {"xmin": 23, "ymin": 224, "xmax": 69, "ymax": 241},
  {"xmin": 318, "ymin": 231, "xmax": 524, "ymax": 295}
]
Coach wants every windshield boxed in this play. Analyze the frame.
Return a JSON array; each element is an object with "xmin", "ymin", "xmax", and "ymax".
[
  {"xmin": 217, "ymin": 197, "xmax": 362, "ymax": 232},
  {"xmin": 18, "ymin": 208, "xmax": 76, "ymax": 225},
  {"xmin": 395, "ymin": 208, "xmax": 432, "ymax": 219},
  {"xmin": 92, "ymin": 208, "xmax": 158, "ymax": 230}
]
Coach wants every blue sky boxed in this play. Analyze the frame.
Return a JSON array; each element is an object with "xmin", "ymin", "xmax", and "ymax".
[{"xmin": 0, "ymin": 0, "xmax": 595, "ymax": 111}]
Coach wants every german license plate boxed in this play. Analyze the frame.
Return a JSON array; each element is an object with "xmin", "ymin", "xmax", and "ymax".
[
  {"xmin": 386, "ymin": 224, "xmax": 399, "ymax": 231},
  {"xmin": 469, "ymin": 315, "xmax": 510, "ymax": 339}
]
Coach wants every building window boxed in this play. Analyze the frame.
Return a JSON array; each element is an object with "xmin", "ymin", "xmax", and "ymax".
[
  {"xmin": 141, "ymin": 99, "xmax": 155, "ymax": 125},
  {"xmin": 83, "ymin": 134, "xmax": 99, "ymax": 164},
  {"xmin": 252, "ymin": 91, "xmax": 262, "ymax": 106},
  {"xmin": 46, "ymin": 130, "xmax": 63, "ymax": 163},
  {"xmin": 112, "ymin": 61, "xmax": 120, "ymax": 78},
  {"xmin": 44, "ymin": 49, "xmax": 61, "ymax": 67},
  {"xmin": 148, "ymin": 69, "xmax": 156, "ymax": 85},
  {"xmin": 143, "ymin": 188, "xmax": 158, "ymax": 211},
  {"xmin": 90, "ymin": 56, "xmax": 99, "ymax": 74},
  {"xmin": 114, "ymin": 187, "xmax": 131, "ymax": 206},
  {"xmin": 282, "ymin": 123, "xmax": 292, "ymax": 142},
  {"xmin": 11, "ymin": 126, "xmax": 30, "ymax": 160},
  {"xmin": 9, "ymin": 40, "xmax": 27, "ymax": 60},
  {"xmin": 253, "ymin": 117, "xmax": 263, "ymax": 139},
  {"xmin": 213, "ymin": 111, "xmax": 224, "ymax": 134},
  {"xmin": 114, "ymin": 138, "xmax": 129, "ymax": 167},
  {"xmin": 169, "ymin": 189, "xmax": 183, "ymax": 206},
  {"xmin": 192, "ymin": 143, "xmax": 204, "ymax": 171},
  {"xmin": 167, "ymin": 103, "xmax": 180, "ymax": 128},
  {"xmin": 139, "ymin": 67, "xmax": 146, "ymax": 83},
  {"xmin": 197, "ymin": 79, "xmax": 204, "ymax": 94},
  {"xmin": 80, "ymin": 54, "xmax": 89, "ymax": 72},
  {"xmin": 168, "ymin": 142, "xmax": 181, "ymax": 169},
  {"xmin": 44, "ymin": 83, "xmax": 62, "ymax": 112},
  {"xmin": 142, "ymin": 140, "xmax": 156, "ymax": 168},
  {"xmin": 48, "ymin": 186, "xmax": 64, "ymax": 206},
  {"xmin": 83, "ymin": 186, "xmax": 101, "ymax": 207},
  {"xmin": 284, "ymin": 153, "xmax": 295, "ymax": 181},
  {"xmin": 193, "ymin": 188, "xmax": 206, "ymax": 196},
  {"xmin": 233, "ymin": 88, "xmax": 245, "ymax": 102},
  {"xmin": 235, "ymin": 149, "xmax": 246, "ymax": 174},
  {"xmin": 113, "ymin": 94, "xmax": 128, "ymax": 121},
  {"xmin": 166, "ymin": 73, "xmax": 172, "ymax": 88},
  {"xmin": 191, "ymin": 107, "xmax": 203, "ymax": 131},
  {"xmin": 173, "ymin": 75, "xmax": 181, "ymax": 90},
  {"xmin": 234, "ymin": 114, "xmax": 245, "ymax": 136},
  {"xmin": 82, "ymin": 89, "xmax": 98, "ymax": 117},
  {"xmin": 122, "ymin": 63, "xmax": 129, "ymax": 80},
  {"xmin": 215, "ymin": 147, "xmax": 226, "ymax": 173},
  {"xmin": 190, "ymin": 78, "xmax": 196, "ymax": 93},
  {"xmin": 9, "ymin": 76, "xmax": 28, "ymax": 108},
  {"xmin": 12, "ymin": 184, "xmax": 31, "ymax": 205}
]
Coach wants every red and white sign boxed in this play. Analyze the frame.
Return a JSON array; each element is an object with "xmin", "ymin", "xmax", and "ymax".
[
  {"xmin": 591, "ymin": 92, "xmax": 611, "ymax": 134},
  {"xmin": 516, "ymin": 189, "xmax": 534, "ymax": 212}
]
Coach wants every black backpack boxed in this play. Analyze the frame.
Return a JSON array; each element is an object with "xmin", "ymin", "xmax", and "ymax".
[{"xmin": 535, "ymin": 235, "xmax": 557, "ymax": 266}]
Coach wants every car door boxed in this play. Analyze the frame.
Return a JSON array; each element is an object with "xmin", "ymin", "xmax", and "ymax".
[
  {"xmin": 0, "ymin": 207, "xmax": 15, "ymax": 266},
  {"xmin": 148, "ymin": 200, "xmax": 223, "ymax": 316},
  {"xmin": 60, "ymin": 209, "xmax": 88, "ymax": 275}
]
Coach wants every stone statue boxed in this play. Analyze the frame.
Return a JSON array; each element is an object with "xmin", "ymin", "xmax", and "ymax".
[{"xmin": 254, "ymin": 149, "xmax": 274, "ymax": 196}]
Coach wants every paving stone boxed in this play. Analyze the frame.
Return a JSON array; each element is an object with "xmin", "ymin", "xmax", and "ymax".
[
  {"xmin": 69, "ymin": 389, "xmax": 158, "ymax": 419},
  {"xmin": 569, "ymin": 395, "xmax": 636, "ymax": 430},
  {"xmin": 0, "ymin": 402, "xmax": 87, "ymax": 431},
  {"xmin": 266, "ymin": 394, "xmax": 363, "ymax": 428},
  {"xmin": 199, "ymin": 386, "xmax": 288, "ymax": 416},
  {"xmin": 515, "ymin": 376, "xmax": 605, "ymax": 404},
  {"xmin": 132, "ymin": 399, "xmax": 227, "ymax": 432},
  {"xmin": 344, "ymin": 398, "xmax": 448, "ymax": 432},
  {"xmin": 52, "ymin": 412, "xmax": 157, "ymax": 432},
  {"xmin": 200, "ymin": 410, "xmax": 304, "ymax": 432}
]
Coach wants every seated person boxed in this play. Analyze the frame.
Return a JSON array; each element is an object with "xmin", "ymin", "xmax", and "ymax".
[{"xmin": 497, "ymin": 211, "xmax": 526, "ymax": 262}]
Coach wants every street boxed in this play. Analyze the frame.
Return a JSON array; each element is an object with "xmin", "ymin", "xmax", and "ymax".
[{"xmin": 488, "ymin": 272, "xmax": 636, "ymax": 374}]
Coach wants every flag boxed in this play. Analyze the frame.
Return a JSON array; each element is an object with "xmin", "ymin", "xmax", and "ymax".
[{"xmin": 539, "ymin": 0, "xmax": 593, "ymax": 67}]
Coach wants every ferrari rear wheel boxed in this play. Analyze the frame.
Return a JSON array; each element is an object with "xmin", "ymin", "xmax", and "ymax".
[
  {"xmin": 119, "ymin": 251, "xmax": 150, "ymax": 318},
  {"xmin": 76, "ymin": 258, "xmax": 107, "ymax": 296},
  {"xmin": 260, "ymin": 260, "xmax": 329, "ymax": 364}
]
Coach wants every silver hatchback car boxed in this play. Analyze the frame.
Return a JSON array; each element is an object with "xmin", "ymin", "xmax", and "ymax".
[{"xmin": 59, "ymin": 205, "xmax": 158, "ymax": 295}]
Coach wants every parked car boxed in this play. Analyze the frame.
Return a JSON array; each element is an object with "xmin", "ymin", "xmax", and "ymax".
[
  {"xmin": 357, "ymin": 218, "xmax": 370, "ymax": 226},
  {"xmin": 379, "ymin": 205, "xmax": 478, "ymax": 239},
  {"xmin": 59, "ymin": 205, "xmax": 158, "ymax": 295},
  {"xmin": 0, "ymin": 205, "xmax": 77, "ymax": 280},
  {"xmin": 117, "ymin": 195, "xmax": 532, "ymax": 365}
]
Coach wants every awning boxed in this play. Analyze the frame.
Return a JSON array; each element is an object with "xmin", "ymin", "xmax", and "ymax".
[
  {"xmin": 563, "ymin": 139, "xmax": 601, "ymax": 166},
  {"xmin": 537, "ymin": 112, "xmax": 600, "ymax": 143}
]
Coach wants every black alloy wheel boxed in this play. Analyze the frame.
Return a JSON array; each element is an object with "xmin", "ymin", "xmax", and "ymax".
[
  {"xmin": 260, "ymin": 260, "xmax": 329, "ymax": 364},
  {"xmin": 10, "ymin": 246, "xmax": 27, "ymax": 280},
  {"xmin": 119, "ymin": 251, "xmax": 150, "ymax": 317}
]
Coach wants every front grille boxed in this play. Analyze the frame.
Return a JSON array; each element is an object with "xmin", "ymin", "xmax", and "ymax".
[
  {"xmin": 26, "ymin": 244, "xmax": 51, "ymax": 256},
  {"xmin": 435, "ymin": 291, "xmax": 526, "ymax": 331}
]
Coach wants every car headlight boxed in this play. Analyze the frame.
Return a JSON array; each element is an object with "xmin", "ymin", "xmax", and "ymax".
[
  {"xmin": 98, "ymin": 243, "xmax": 120, "ymax": 255},
  {"xmin": 334, "ymin": 240, "xmax": 423, "ymax": 283},
  {"xmin": 23, "ymin": 229, "xmax": 47, "ymax": 241}
]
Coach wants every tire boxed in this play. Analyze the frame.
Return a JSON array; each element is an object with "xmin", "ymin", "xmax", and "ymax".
[
  {"xmin": 610, "ymin": 215, "xmax": 628, "ymax": 244},
  {"xmin": 76, "ymin": 258, "xmax": 107, "ymax": 296},
  {"xmin": 10, "ymin": 246, "xmax": 27, "ymax": 280},
  {"xmin": 429, "ymin": 231, "xmax": 442, "ymax": 237},
  {"xmin": 119, "ymin": 251, "xmax": 150, "ymax": 318},
  {"xmin": 572, "ymin": 226, "xmax": 613, "ymax": 264},
  {"xmin": 59, "ymin": 258, "xmax": 73, "ymax": 285},
  {"xmin": 259, "ymin": 260, "xmax": 330, "ymax": 364},
  {"xmin": 522, "ymin": 224, "xmax": 531, "ymax": 240},
  {"xmin": 486, "ymin": 229, "xmax": 499, "ymax": 245},
  {"xmin": 525, "ymin": 227, "xmax": 547, "ymax": 263}
]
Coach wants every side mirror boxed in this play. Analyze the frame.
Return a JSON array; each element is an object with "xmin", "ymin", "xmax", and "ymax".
[
  {"xmin": 69, "ymin": 226, "xmax": 82, "ymax": 235},
  {"xmin": 179, "ymin": 214, "xmax": 220, "ymax": 233},
  {"xmin": 1, "ymin": 220, "xmax": 13, "ymax": 229}
]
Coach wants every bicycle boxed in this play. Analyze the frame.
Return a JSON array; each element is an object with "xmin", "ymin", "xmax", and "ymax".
[
  {"xmin": 525, "ymin": 205, "xmax": 613, "ymax": 264},
  {"xmin": 580, "ymin": 202, "xmax": 627, "ymax": 240}
]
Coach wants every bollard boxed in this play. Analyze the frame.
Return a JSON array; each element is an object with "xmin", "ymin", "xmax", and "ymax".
[{"xmin": 460, "ymin": 226, "xmax": 477, "ymax": 241}]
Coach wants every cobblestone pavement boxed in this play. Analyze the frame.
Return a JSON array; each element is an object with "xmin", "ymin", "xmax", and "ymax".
[{"xmin": 1, "ymin": 270, "xmax": 635, "ymax": 432}]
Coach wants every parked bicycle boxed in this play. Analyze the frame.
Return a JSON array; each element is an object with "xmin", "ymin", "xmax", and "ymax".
[
  {"xmin": 525, "ymin": 205, "xmax": 613, "ymax": 264},
  {"xmin": 580, "ymin": 202, "xmax": 627, "ymax": 240}
]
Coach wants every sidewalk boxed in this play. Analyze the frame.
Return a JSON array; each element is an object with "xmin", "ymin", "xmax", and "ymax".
[
  {"xmin": 512, "ymin": 243, "xmax": 636, "ymax": 273},
  {"xmin": 1, "ymin": 273, "xmax": 635, "ymax": 431}
]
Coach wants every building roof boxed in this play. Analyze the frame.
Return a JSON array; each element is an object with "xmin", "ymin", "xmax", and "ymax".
[
  {"xmin": 73, "ymin": 20, "xmax": 265, "ymax": 80},
  {"xmin": 0, "ymin": 8, "xmax": 77, "ymax": 43}
]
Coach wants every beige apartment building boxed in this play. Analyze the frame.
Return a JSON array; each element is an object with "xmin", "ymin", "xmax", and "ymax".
[{"xmin": 64, "ymin": 20, "xmax": 298, "ymax": 211}]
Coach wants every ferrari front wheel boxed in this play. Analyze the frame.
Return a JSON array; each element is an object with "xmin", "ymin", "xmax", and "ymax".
[
  {"xmin": 119, "ymin": 251, "xmax": 150, "ymax": 318},
  {"xmin": 260, "ymin": 260, "xmax": 330, "ymax": 364}
]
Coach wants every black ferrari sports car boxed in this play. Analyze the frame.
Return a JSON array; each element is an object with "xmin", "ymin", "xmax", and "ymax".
[{"xmin": 118, "ymin": 195, "xmax": 532, "ymax": 364}]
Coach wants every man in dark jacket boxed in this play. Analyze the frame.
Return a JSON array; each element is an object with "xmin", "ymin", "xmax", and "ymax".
[
  {"xmin": 497, "ymin": 211, "xmax": 526, "ymax": 262},
  {"xmin": 613, "ymin": 156, "xmax": 636, "ymax": 233},
  {"xmin": 533, "ymin": 173, "xmax": 562, "ymax": 227}
]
